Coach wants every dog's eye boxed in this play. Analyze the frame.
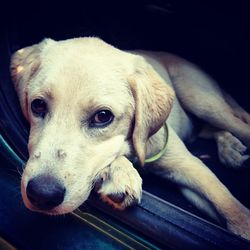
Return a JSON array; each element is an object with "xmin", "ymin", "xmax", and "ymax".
[
  {"xmin": 90, "ymin": 110, "xmax": 114, "ymax": 127},
  {"xmin": 31, "ymin": 99, "xmax": 47, "ymax": 118}
]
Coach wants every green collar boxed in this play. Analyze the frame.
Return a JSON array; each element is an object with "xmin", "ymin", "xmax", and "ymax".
[{"xmin": 144, "ymin": 122, "xmax": 169, "ymax": 164}]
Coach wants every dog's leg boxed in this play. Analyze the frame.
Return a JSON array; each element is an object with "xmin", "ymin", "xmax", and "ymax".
[
  {"xmin": 168, "ymin": 62, "xmax": 250, "ymax": 149},
  {"xmin": 95, "ymin": 156, "xmax": 142, "ymax": 210},
  {"xmin": 152, "ymin": 126, "xmax": 250, "ymax": 239},
  {"xmin": 180, "ymin": 187, "xmax": 224, "ymax": 224},
  {"xmin": 223, "ymin": 91, "xmax": 250, "ymax": 125}
]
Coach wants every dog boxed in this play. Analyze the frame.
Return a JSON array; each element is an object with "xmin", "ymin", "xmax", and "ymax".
[{"xmin": 11, "ymin": 37, "xmax": 250, "ymax": 240}]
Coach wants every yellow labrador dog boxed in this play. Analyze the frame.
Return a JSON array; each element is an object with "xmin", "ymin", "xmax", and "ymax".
[{"xmin": 11, "ymin": 37, "xmax": 250, "ymax": 240}]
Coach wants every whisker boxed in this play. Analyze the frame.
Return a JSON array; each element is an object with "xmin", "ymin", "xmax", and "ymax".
[{"xmin": 16, "ymin": 165, "xmax": 23, "ymax": 177}]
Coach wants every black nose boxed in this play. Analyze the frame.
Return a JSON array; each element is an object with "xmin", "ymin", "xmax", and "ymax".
[{"xmin": 26, "ymin": 175, "xmax": 66, "ymax": 210}]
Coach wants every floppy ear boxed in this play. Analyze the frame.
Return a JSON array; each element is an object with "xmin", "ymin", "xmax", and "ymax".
[
  {"xmin": 129, "ymin": 57, "xmax": 175, "ymax": 166},
  {"xmin": 10, "ymin": 38, "xmax": 55, "ymax": 120}
]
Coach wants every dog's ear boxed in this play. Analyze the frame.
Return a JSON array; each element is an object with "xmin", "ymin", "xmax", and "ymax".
[
  {"xmin": 129, "ymin": 56, "xmax": 175, "ymax": 166},
  {"xmin": 10, "ymin": 38, "xmax": 55, "ymax": 120}
]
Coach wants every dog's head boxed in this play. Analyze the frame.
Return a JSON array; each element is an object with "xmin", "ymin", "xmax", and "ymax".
[{"xmin": 11, "ymin": 38, "xmax": 174, "ymax": 214}]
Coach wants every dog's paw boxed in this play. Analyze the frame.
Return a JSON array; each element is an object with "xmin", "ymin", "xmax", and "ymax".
[
  {"xmin": 227, "ymin": 209, "xmax": 250, "ymax": 240},
  {"xmin": 216, "ymin": 131, "xmax": 250, "ymax": 169},
  {"xmin": 95, "ymin": 157, "xmax": 142, "ymax": 210}
]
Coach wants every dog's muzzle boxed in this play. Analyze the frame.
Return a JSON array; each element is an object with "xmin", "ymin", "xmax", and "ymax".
[{"xmin": 26, "ymin": 175, "xmax": 66, "ymax": 210}]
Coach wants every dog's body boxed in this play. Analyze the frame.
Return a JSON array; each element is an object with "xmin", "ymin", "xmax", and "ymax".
[{"xmin": 11, "ymin": 37, "xmax": 250, "ymax": 240}]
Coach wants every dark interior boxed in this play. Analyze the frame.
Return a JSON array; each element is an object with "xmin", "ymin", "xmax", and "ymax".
[{"xmin": 1, "ymin": 0, "xmax": 250, "ymax": 248}]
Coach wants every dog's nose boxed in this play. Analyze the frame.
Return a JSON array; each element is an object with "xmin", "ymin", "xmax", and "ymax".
[{"xmin": 26, "ymin": 175, "xmax": 65, "ymax": 210}]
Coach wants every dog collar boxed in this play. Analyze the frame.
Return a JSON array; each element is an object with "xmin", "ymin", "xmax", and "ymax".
[{"xmin": 144, "ymin": 122, "xmax": 169, "ymax": 164}]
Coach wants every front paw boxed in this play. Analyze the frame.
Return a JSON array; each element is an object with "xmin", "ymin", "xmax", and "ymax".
[
  {"xmin": 227, "ymin": 222, "xmax": 250, "ymax": 241},
  {"xmin": 95, "ymin": 157, "xmax": 142, "ymax": 210},
  {"xmin": 227, "ymin": 209, "xmax": 250, "ymax": 240}
]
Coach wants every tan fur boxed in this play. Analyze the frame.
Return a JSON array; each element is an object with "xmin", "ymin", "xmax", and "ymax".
[
  {"xmin": 11, "ymin": 37, "xmax": 250, "ymax": 240},
  {"xmin": 11, "ymin": 44, "xmax": 41, "ymax": 119},
  {"xmin": 129, "ymin": 61, "xmax": 174, "ymax": 165}
]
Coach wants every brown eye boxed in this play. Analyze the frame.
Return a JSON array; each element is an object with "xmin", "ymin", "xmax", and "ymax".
[
  {"xmin": 31, "ymin": 99, "xmax": 47, "ymax": 118},
  {"xmin": 90, "ymin": 110, "xmax": 114, "ymax": 128}
]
